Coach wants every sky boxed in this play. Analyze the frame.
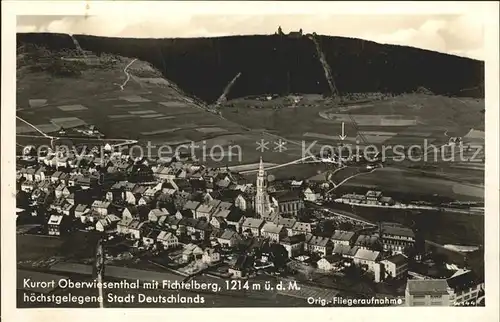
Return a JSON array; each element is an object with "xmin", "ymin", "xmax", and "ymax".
[{"xmin": 16, "ymin": 14, "xmax": 484, "ymax": 60}]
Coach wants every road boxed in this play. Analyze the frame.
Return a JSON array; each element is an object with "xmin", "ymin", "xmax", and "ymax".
[
  {"xmin": 239, "ymin": 155, "xmax": 315, "ymax": 174},
  {"xmin": 327, "ymin": 166, "xmax": 381, "ymax": 193},
  {"xmin": 114, "ymin": 58, "xmax": 138, "ymax": 91}
]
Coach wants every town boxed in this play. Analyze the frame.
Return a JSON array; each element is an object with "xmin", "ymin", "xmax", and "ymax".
[{"xmin": 16, "ymin": 141, "xmax": 484, "ymax": 307}]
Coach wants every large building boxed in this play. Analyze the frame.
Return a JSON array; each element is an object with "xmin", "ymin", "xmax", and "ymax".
[
  {"xmin": 271, "ymin": 190, "xmax": 305, "ymax": 217},
  {"xmin": 254, "ymin": 157, "xmax": 272, "ymax": 217},
  {"xmin": 405, "ymin": 279, "xmax": 452, "ymax": 306},
  {"xmin": 378, "ymin": 222, "xmax": 416, "ymax": 254}
]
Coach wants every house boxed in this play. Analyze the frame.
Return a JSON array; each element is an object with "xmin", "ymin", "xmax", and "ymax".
[
  {"xmin": 157, "ymin": 231, "xmax": 179, "ymax": 249},
  {"xmin": 183, "ymin": 200, "xmax": 200, "ymax": 217},
  {"xmin": 379, "ymin": 222, "xmax": 416, "ymax": 254},
  {"xmin": 128, "ymin": 220, "xmax": 146, "ymax": 239},
  {"xmin": 142, "ymin": 229, "xmax": 161, "ymax": 247},
  {"xmin": 260, "ymin": 222, "xmax": 287, "ymax": 243},
  {"xmin": 331, "ymin": 230, "xmax": 356, "ymax": 246},
  {"xmin": 66, "ymin": 193, "xmax": 75, "ymax": 205},
  {"xmin": 225, "ymin": 208, "xmax": 245, "ymax": 232},
  {"xmin": 96, "ymin": 215, "xmax": 120, "ymax": 232},
  {"xmin": 241, "ymin": 218, "xmax": 265, "ymax": 237},
  {"xmin": 305, "ymin": 235, "xmax": 333, "ymax": 257},
  {"xmin": 74, "ymin": 204, "xmax": 89, "ymax": 218},
  {"xmin": 381, "ymin": 254, "xmax": 408, "ymax": 280},
  {"xmin": 214, "ymin": 201, "xmax": 232, "ymax": 212},
  {"xmin": 280, "ymin": 234, "xmax": 305, "ymax": 258},
  {"xmin": 202, "ymin": 248, "xmax": 221, "ymax": 264},
  {"xmin": 210, "ymin": 216, "xmax": 227, "ymax": 231},
  {"xmin": 353, "ymin": 248, "xmax": 382, "ymax": 281},
  {"xmin": 261, "ymin": 212, "xmax": 279, "ymax": 223},
  {"xmin": 317, "ymin": 255, "xmax": 341, "ymax": 272},
  {"xmin": 47, "ymin": 214, "xmax": 68, "ymax": 236},
  {"xmin": 138, "ymin": 196, "xmax": 153, "ymax": 206},
  {"xmin": 117, "ymin": 217, "xmax": 134, "ymax": 235},
  {"xmin": 194, "ymin": 220, "xmax": 213, "ymax": 240},
  {"xmin": 91, "ymin": 200, "xmax": 112, "ymax": 216},
  {"xmin": 163, "ymin": 215, "xmax": 183, "ymax": 231},
  {"xmin": 274, "ymin": 217, "xmax": 296, "ymax": 236},
  {"xmin": 122, "ymin": 206, "xmax": 138, "ymax": 221},
  {"xmin": 303, "ymin": 187, "xmax": 317, "ymax": 202},
  {"xmin": 195, "ymin": 203, "xmax": 215, "ymax": 220},
  {"xmin": 365, "ymin": 190, "xmax": 383, "ymax": 205},
  {"xmin": 379, "ymin": 196, "xmax": 395, "ymax": 206},
  {"xmin": 184, "ymin": 218, "xmax": 199, "ymax": 235},
  {"xmin": 354, "ymin": 234, "xmax": 380, "ymax": 250},
  {"xmin": 38, "ymin": 180, "xmax": 52, "ymax": 194},
  {"xmin": 55, "ymin": 183, "xmax": 66, "ymax": 199},
  {"xmin": 332, "ymin": 244, "xmax": 354, "ymax": 258},
  {"xmin": 148, "ymin": 209, "xmax": 169, "ymax": 222},
  {"xmin": 405, "ymin": 279, "xmax": 452, "ymax": 306},
  {"xmin": 291, "ymin": 221, "xmax": 313, "ymax": 236},
  {"xmin": 182, "ymin": 243, "xmax": 204, "ymax": 262},
  {"xmin": 51, "ymin": 197, "xmax": 68, "ymax": 213},
  {"xmin": 217, "ymin": 229, "xmax": 242, "ymax": 248},
  {"xmin": 446, "ymin": 270, "xmax": 484, "ymax": 305},
  {"xmin": 61, "ymin": 203, "xmax": 74, "ymax": 217},
  {"xmin": 228, "ymin": 255, "xmax": 253, "ymax": 278},
  {"xmin": 21, "ymin": 181, "xmax": 35, "ymax": 192}
]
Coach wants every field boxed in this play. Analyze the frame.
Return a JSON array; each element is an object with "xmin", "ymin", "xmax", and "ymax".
[
  {"xmin": 340, "ymin": 167, "xmax": 483, "ymax": 201},
  {"xmin": 223, "ymin": 94, "xmax": 484, "ymax": 148},
  {"xmin": 326, "ymin": 202, "xmax": 484, "ymax": 246}
]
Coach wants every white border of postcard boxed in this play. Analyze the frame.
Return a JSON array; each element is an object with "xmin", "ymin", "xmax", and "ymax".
[{"xmin": 2, "ymin": 1, "xmax": 499, "ymax": 322}]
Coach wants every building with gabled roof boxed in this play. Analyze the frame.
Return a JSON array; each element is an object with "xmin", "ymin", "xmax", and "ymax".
[
  {"xmin": 381, "ymin": 253, "xmax": 408, "ymax": 280},
  {"xmin": 217, "ymin": 229, "xmax": 242, "ymax": 248},
  {"xmin": 241, "ymin": 218, "xmax": 265, "ymax": 237},
  {"xmin": 331, "ymin": 230, "xmax": 356, "ymax": 246},
  {"xmin": 260, "ymin": 222, "xmax": 287, "ymax": 243}
]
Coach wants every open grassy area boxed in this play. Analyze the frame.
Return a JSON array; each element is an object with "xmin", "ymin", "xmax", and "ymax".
[{"xmin": 341, "ymin": 167, "xmax": 483, "ymax": 201}]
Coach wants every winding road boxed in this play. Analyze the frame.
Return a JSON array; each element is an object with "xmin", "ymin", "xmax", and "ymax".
[{"xmin": 114, "ymin": 58, "xmax": 138, "ymax": 91}]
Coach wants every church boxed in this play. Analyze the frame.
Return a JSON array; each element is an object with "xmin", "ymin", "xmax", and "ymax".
[{"xmin": 254, "ymin": 157, "xmax": 305, "ymax": 218}]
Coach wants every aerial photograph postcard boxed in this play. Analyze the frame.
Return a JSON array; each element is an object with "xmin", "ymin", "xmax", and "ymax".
[{"xmin": 12, "ymin": 6, "xmax": 491, "ymax": 309}]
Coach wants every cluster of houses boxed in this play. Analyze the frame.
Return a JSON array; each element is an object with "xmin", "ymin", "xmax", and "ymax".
[
  {"xmin": 16, "ymin": 144, "xmax": 485, "ymax": 302},
  {"xmin": 15, "ymin": 146, "xmax": 450, "ymax": 284}
]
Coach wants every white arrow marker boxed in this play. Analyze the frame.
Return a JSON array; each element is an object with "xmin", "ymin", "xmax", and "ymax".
[{"xmin": 339, "ymin": 122, "xmax": 347, "ymax": 140}]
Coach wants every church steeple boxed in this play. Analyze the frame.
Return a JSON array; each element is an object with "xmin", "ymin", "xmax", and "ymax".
[
  {"xmin": 255, "ymin": 156, "xmax": 270, "ymax": 217},
  {"xmin": 258, "ymin": 156, "xmax": 264, "ymax": 176}
]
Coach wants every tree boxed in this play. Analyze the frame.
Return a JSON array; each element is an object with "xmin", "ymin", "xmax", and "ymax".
[{"xmin": 269, "ymin": 243, "xmax": 288, "ymax": 269}]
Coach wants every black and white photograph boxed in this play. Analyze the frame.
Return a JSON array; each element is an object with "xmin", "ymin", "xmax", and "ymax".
[{"xmin": 2, "ymin": 1, "xmax": 499, "ymax": 316}]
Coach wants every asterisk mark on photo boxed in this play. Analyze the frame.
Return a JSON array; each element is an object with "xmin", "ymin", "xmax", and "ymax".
[
  {"xmin": 274, "ymin": 139, "xmax": 287, "ymax": 152},
  {"xmin": 256, "ymin": 139, "xmax": 270, "ymax": 152}
]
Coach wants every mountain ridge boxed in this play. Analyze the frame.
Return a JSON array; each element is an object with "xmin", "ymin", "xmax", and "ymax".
[{"xmin": 17, "ymin": 32, "xmax": 485, "ymax": 103}]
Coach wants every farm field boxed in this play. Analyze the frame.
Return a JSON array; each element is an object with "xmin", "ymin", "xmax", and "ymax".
[
  {"xmin": 340, "ymin": 167, "xmax": 483, "ymax": 201},
  {"xmin": 325, "ymin": 202, "xmax": 484, "ymax": 246}
]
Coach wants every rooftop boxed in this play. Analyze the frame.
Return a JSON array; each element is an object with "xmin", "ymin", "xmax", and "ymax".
[
  {"xmin": 331, "ymin": 230, "xmax": 355, "ymax": 242},
  {"xmin": 354, "ymin": 248, "xmax": 380, "ymax": 262},
  {"xmin": 406, "ymin": 279, "xmax": 451, "ymax": 296},
  {"xmin": 261, "ymin": 222, "xmax": 284, "ymax": 234},
  {"xmin": 382, "ymin": 253, "xmax": 408, "ymax": 266}
]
